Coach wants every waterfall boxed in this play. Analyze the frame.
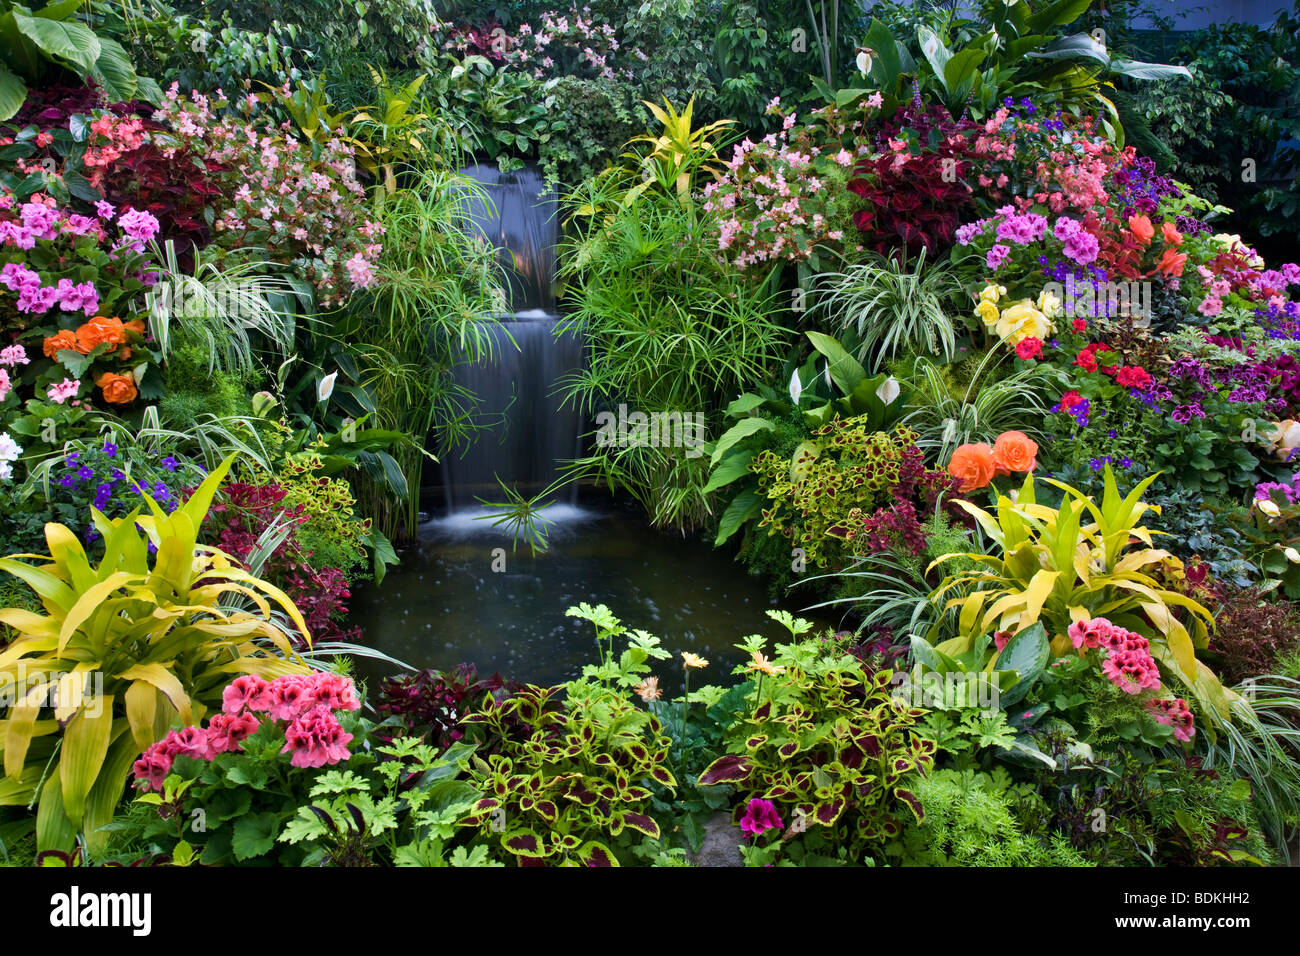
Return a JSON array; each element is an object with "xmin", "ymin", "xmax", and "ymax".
[{"xmin": 436, "ymin": 164, "xmax": 583, "ymax": 513}]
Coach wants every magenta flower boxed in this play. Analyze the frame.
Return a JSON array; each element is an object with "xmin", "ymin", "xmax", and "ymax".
[{"xmin": 739, "ymin": 798, "xmax": 784, "ymax": 838}]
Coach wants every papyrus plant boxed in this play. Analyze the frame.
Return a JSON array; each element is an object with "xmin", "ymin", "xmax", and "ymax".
[
  {"xmin": 0, "ymin": 454, "xmax": 310, "ymax": 852},
  {"xmin": 928, "ymin": 467, "xmax": 1240, "ymax": 729}
]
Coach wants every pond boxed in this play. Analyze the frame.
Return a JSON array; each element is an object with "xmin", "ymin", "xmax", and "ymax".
[{"xmin": 349, "ymin": 493, "xmax": 837, "ymax": 693}]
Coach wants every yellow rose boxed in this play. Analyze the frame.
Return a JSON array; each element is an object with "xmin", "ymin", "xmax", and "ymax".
[
  {"xmin": 975, "ymin": 299, "xmax": 1000, "ymax": 326},
  {"xmin": 1036, "ymin": 288, "xmax": 1063, "ymax": 319},
  {"xmin": 995, "ymin": 299, "xmax": 1052, "ymax": 344},
  {"xmin": 979, "ymin": 282, "xmax": 1006, "ymax": 304}
]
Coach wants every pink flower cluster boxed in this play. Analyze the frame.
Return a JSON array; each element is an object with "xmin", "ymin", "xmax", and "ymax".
[
  {"xmin": 1144, "ymin": 697, "xmax": 1196, "ymax": 742},
  {"xmin": 155, "ymin": 86, "xmax": 382, "ymax": 307},
  {"xmin": 131, "ymin": 672, "xmax": 360, "ymax": 791},
  {"xmin": 1067, "ymin": 616, "xmax": 1163, "ymax": 694}
]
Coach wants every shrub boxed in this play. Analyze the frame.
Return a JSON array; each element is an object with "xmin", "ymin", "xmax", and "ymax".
[
  {"xmin": 0, "ymin": 455, "xmax": 310, "ymax": 852},
  {"xmin": 700, "ymin": 620, "xmax": 936, "ymax": 866},
  {"xmin": 1205, "ymin": 585, "xmax": 1300, "ymax": 685}
]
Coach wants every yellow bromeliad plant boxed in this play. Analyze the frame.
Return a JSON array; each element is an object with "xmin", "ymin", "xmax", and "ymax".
[
  {"xmin": 0, "ymin": 455, "xmax": 310, "ymax": 852},
  {"xmin": 927, "ymin": 466, "xmax": 1240, "ymax": 729}
]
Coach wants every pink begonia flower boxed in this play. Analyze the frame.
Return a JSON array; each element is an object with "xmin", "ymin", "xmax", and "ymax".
[
  {"xmin": 222, "ymin": 673, "xmax": 274, "ymax": 714},
  {"xmin": 0, "ymin": 344, "xmax": 28, "ymax": 367},
  {"xmin": 206, "ymin": 711, "xmax": 261, "ymax": 754}
]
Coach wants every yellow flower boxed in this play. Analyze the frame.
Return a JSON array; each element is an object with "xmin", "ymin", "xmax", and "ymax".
[
  {"xmin": 681, "ymin": 652, "xmax": 709, "ymax": 669},
  {"xmin": 634, "ymin": 676, "xmax": 662, "ymax": 702},
  {"xmin": 995, "ymin": 299, "xmax": 1053, "ymax": 344},
  {"xmin": 1257, "ymin": 498, "xmax": 1281, "ymax": 518},
  {"xmin": 978, "ymin": 282, "xmax": 1006, "ymax": 304},
  {"xmin": 747, "ymin": 651, "xmax": 785, "ymax": 677},
  {"xmin": 1036, "ymin": 288, "xmax": 1063, "ymax": 319},
  {"xmin": 974, "ymin": 299, "xmax": 1000, "ymax": 326}
]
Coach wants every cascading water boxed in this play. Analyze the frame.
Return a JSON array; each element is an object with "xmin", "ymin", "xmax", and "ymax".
[{"xmin": 436, "ymin": 164, "xmax": 583, "ymax": 512}]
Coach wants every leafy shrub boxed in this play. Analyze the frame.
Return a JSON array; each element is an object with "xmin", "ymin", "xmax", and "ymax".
[
  {"xmin": 0, "ymin": 455, "xmax": 309, "ymax": 852},
  {"xmin": 898, "ymin": 768, "xmax": 1092, "ymax": 866},
  {"xmin": 458, "ymin": 604, "xmax": 678, "ymax": 867},
  {"xmin": 700, "ymin": 617, "xmax": 936, "ymax": 866},
  {"xmin": 375, "ymin": 664, "xmax": 518, "ymax": 750},
  {"xmin": 1205, "ymin": 585, "xmax": 1300, "ymax": 686}
]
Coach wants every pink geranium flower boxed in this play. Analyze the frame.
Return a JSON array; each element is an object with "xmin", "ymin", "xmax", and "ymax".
[{"xmin": 739, "ymin": 798, "xmax": 784, "ymax": 838}]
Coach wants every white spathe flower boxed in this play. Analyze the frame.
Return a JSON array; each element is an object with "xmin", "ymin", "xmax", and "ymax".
[
  {"xmin": 1285, "ymin": 546, "xmax": 1300, "ymax": 564},
  {"xmin": 789, "ymin": 368, "xmax": 803, "ymax": 404},
  {"xmin": 875, "ymin": 376, "xmax": 901, "ymax": 405},
  {"xmin": 856, "ymin": 50, "xmax": 872, "ymax": 74},
  {"xmin": 0, "ymin": 431, "xmax": 21, "ymax": 462},
  {"xmin": 1258, "ymin": 498, "xmax": 1281, "ymax": 518},
  {"xmin": 317, "ymin": 371, "xmax": 338, "ymax": 403}
]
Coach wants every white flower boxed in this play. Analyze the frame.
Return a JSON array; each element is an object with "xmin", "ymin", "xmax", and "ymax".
[
  {"xmin": 1285, "ymin": 547, "xmax": 1300, "ymax": 564},
  {"xmin": 0, "ymin": 431, "xmax": 21, "ymax": 462},
  {"xmin": 317, "ymin": 371, "xmax": 338, "ymax": 403},
  {"xmin": 856, "ymin": 50, "xmax": 872, "ymax": 74},
  {"xmin": 875, "ymin": 376, "xmax": 901, "ymax": 405},
  {"xmin": 789, "ymin": 369, "xmax": 803, "ymax": 404},
  {"xmin": 1258, "ymin": 498, "xmax": 1281, "ymax": 518}
]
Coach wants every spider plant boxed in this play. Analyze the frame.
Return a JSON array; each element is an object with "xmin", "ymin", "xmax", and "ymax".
[
  {"xmin": 901, "ymin": 351, "xmax": 1061, "ymax": 463},
  {"xmin": 473, "ymin": 475, "xmax": 577, "ymax": 556},
  {"xmin": 1199, "ymin": 675, "xmax": 1300, "ymax": 862},
  {"xmin": 145, "ymin": 240, "xmax": 306, "ymax": 375},
  {"xmin": 813, "ymin": 250, "xmax": 964, "ymax": 370}
]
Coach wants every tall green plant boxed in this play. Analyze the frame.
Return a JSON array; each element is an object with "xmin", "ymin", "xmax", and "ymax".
[
  {"xmin": 336, "ymin": 166, "xmax": 509, "ymax": 540},
  {"xmin": 557, "ymin": 174, "xmax": 787, "ymax": 531},
  {"xmin": 0, "ymin": 454, "xmax": 309, "ymax": 852}
]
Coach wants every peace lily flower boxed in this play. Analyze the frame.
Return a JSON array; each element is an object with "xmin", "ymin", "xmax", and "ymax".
[
  {"xmin": 1258, "ymin": 498, "xmax": 1281, "ymax": 518},
  {"xmin": 1285, "ymin": 547, "xmax": 1300, "ymax": 564},
  {"xmin": 789, "ymin": 368, "xmax": 802, "ymax": 404},
  {"xmin": 875, "ymin": 376, "xmax": 900, "ymax": 405},
  {"xmin": 856, "ymin": 49, "xmax": 873, "ymax": 73},
  {"xmin": 317, "ymin": 371, "xmax": 338, "ymax": 403}
]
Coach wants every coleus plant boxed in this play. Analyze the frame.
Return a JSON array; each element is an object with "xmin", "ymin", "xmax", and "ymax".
[
  {"xmin": 458, "ymin": 604, "xmax": 678, "ymax": 867},
  {"xmin": 698, "ymin": 611, "xmax": 936, "ymax": 864}
]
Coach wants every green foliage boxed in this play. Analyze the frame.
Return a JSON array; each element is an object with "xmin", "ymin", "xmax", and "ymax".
[
  {"xmin": 0, "ymin": 0, "xmax": 159, "ymax": 120},
  {"xmin": 750, "ymin": 420, "xmax": 914, "ymax": 569},
  {"xmin": 557, "ymin": 157, "xmax": 788, "ymax": 530},
  {"xmin": 699, "ymin": 617, "xmax": 936, "ymax": 865},
  {"xmin": 159, "ymin": 337, "xmax": 253, "ymax": 432},
  {"xmin": 896, "ymin": 767, "xmax": 1092, "ymax": 866},
  {"xmin": 537, "ymin": 75, "xmax": 647, "ymax": 187},
  {"xmin": 813, "ymin": 250, "xmax": 965, "ymax": 369},
  {"xmin": 0, "ymin": 455, "xmax": 309, "ymax": 853}
]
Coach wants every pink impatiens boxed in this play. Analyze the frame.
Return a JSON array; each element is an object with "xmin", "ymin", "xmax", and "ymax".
[{"xmin": 132, "ymin": 671, "xmax": 360, "ymax": 790}]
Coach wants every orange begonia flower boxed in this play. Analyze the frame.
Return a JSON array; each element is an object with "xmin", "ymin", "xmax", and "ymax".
[
  {"xmin": 1161, "ymin": 221, "xmax": 1183, "ymax": 247},
  {"xmin": 1127, "ymin": 214, "xmax": 1154, "ymax": 246},
  {"xmin": 95, "ymin": 370, "xmax": 138, "ymax": 405},
  {"xmin": 43, "ymin": 329, "xmax": 84, "ymax": 360},
  {"xmin": 1155, "ymin": 247, "xmax": 1187, "ymax": 277},
  {"xmin": 76, "ymin": 315, "xmax": 129, "ymax": 354},
  {"xmin": 947, "ymin": 443, "xmax": 997, "ymax": 493},
  {"xmin": 992, "ymin": 431, "xmax": 1039, "ymax": 476}
]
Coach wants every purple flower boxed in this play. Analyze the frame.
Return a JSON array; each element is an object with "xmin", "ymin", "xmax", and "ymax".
[
  {"xmin": 739, "ymin": 798, "xmax": 784, "ymax": 838},
  {"xmin": 101, "ymin": 441, "xmax": 117, "ymax": 457},
  {"xmin": 161, "ymin": 456, "xmax": 178, "ymax": 472}
]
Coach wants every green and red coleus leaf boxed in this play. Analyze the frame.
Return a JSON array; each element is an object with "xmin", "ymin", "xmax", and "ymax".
[
  {"xmin": 698, "ymin": 754, "xmax": 754, "ymax": 786},
  {"xmin": 577, "ymin": 841, "xmax": 618, "ymax": 867},
  {"xmin": 619, "ymin": 812, "xmax": 661, "ymax": 839},
  {"xmin": 501, "ymin": 829, "xmax": 550, "ymax": 859},
  {"xmin": 894, "ymin": 788, "xmax": 924, "ymax": 823}
]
